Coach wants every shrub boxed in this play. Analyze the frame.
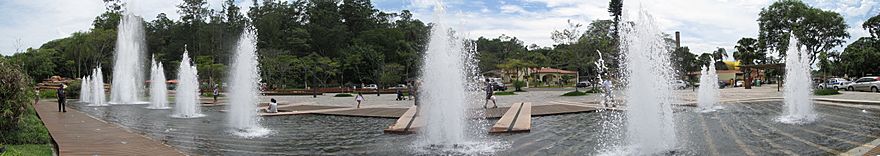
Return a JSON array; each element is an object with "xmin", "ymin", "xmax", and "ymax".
[
  {"xmin": 513, "ymin": 80, "xmax": 526, "ymax": 91},
  {"xmin": 562, "ymin": 91, "xmax": 588, "ymax": 96},
  {"xmin": 0, "ymin": 60, "xmax": 33, "ymax": 131},
  {"xmin": 65, "ymin": 79, "xmax": 81, "ymax": 97},
  {"xmin": 814, "ymin": 89, "xmax": 840, "ymax": 96},
  {"xmin": 334, "ymin": 93, "xmax": 353, "ymax": 97},
  {"xmin": 37, "ymin": 90, "xmax": 56, "ymax": 99},
  {"xmin": 494, "ymin": 91, "xmax": 515, "ymax": 96}
]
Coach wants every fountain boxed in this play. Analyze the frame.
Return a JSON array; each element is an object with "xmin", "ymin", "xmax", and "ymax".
[
  {"xmin": 227, "ymin": 28, "xmax": 270, "ymax": 137},
  {"xmin": 172, "ymin": 49, "xmax": 204, "ymax": 118},
  {"xmin": 777, "ymin": 36, "xmax": 816, "ymax": 124},
  {"xmin": 618, "ymin": 8, "xmax": 677, "ymax": 154},
  {"xmin": 89, "ymin": 67, "xmax": 108, "ymax": 106},
  {"xmin": 109, "ymin": 14, "xmax": 148, "ymax": 105},
  {"xmin": 414, "ymin": 0, "xmax": 497, "ymax": 153},
  {"xmin": 80, "ymin": 76, "xmax": 91, "ymax": 103},
  {"xmin": 697, "ymin": 60, "xmax": 721, "ymax": 112},
  {"xmin": 147, "ymin": 56, "xmax": 170, "ymax": 109}
]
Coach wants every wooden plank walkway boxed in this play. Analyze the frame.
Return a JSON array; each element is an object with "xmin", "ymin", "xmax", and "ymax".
[
  {"xmin": 490, "ymin": 103, "xmax": 532, "ymax": 133},
  {"xmin": 383, "ymin": 106, "xmax": 422, "ymax": 134},
  {"xmin": 258, "ymin": 104, "xmax": 595, "ymax": 119},
  {"xmin": 33, "ymin": 100, "xmax": 185, "ymax": 156}
]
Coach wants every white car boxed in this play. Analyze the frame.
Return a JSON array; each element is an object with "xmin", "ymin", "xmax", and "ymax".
[
  {"xmin": 388, "ymin": 84, "xmax": 407, "ymax": 89},
  {"xmin": 671, "ymin": 80, "xmax": 688, "ymax": 89},
  {"xmin": 818, "ymin": 78, "xmax": 850, "ymax": 90},
  {"xmin": 846, "ymin": 77, "xmax": 880, "ymax": 92},
  {"xmin": 364, "ymin": 84, "xmax": 378, "ymax": 90}
]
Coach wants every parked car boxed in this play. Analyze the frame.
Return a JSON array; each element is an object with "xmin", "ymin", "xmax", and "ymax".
[
  {"xmin": 576, "ymin": 81, "xmax": 590, "ymax": 88},
  {"xmin": 364, "ymin": 84, "xmax": 378, "ymax": 90},
  {"xmin": 491, "ymin": 82, "xmax": 508, "ymax": 91},
  {"xmin": 735, "ymin": 80, "xmax": 744, "ymax": 87},
  {"xmin": 671, "ymin": 80, "xmax": 688, "ymax": 89},
  {"xmin": 818, "ymin": 78, "xmax": 850, "ymax": 90},
  {"xmin": 388, "ymin": 84, "xmax": 407, "ymax": 89},
  {"xmin": 846, "ymin": 77, "xmax": 880, "ymax": 92}
]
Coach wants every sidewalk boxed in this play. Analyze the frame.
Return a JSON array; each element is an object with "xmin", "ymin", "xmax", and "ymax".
[{"xmin": 33, "ymin": 100, "xmax": 184, "ymax": 156}]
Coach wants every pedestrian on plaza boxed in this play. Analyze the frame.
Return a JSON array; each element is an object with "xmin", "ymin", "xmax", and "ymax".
[
  {"xmin": 212, "ymin": 85, "xmax": 220, "ymax": 103},
  {"xmin": 355, "ymin": 92, "xmax": 365, "ymax": 108},
  {"xmin": 35, "ymin": 88, "xmax": 40, "ymax": 105},
  {"xmin": 57, "ymin": 84, "xmax": 66, "ymax": 112},
  {"xmin": 484, "ymin": 79, "xmax": 497, "ymax": 109},
  {"xmin": 266, "ymin": 98, "xmax": 278, "ymax": 113},
  {"xmin": 396, "ymin": 89, "xmax": 403, "ymax": 101}
]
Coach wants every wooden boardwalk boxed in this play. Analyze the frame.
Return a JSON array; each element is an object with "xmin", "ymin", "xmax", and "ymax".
[
  {"xmin": 33, "ymin": 100, "xmax": 184, "ymax": 156},
  {"xmin": 490, "ymin": 103, "xmax": 532, "ymax": 133},
  {"xmin": 259, "ymin": 103, "xmax": 597, "ymax": 119}
]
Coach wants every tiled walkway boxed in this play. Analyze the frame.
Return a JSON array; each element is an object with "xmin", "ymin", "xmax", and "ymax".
[{"xmin": 33, "ymin": 100, "xmax": 184, "ymax": 156}]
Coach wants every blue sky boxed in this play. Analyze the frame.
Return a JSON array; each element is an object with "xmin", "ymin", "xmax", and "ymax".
[{"xmin": 1, "ymin": 0, "xmax": 878, "ymax": 56}]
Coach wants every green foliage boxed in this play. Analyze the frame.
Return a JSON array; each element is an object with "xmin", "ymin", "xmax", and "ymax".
[
  {"xmin": 37, "ymin": 90, "xmax": 56, "ymax": 99},
  {"xmin": 334, "ymin": 93, "xmax": 353, "ymax": 97},
  {"xmin": 839, "ymin": 37, "xmax": 880, "ymax": 76},
  {"xmin": 813, "ymin": 89, "xmax": 840, "ymax": 96},
  {"xmin": 865, "ymin": 13, "xmax": 880, "ymax": 38},
  {"xmin": 0, "ymin": 60, "xmax": 34, "ymax": 132},
  {"xmin": 513, "ymin": 80, "xmax": 526, "ymax": 91},
  {"xmin": 494, "ymin": 91, "xmax": 515, "ymax": 96},
  {"xmin": 7, "ymin": 48, "xmax": 58, "ymax": 82},
  {"xmin": 672, "ymin": 47, "xmax": 698, "ymax": 78},
  {"xmin": 66, "ymin": 80, "xmax": 82, "ymax": 98},
  {"xmin": 0, "ymin": 144, "xmax": 54, "ymax": 156},
  {"xmin": 562, "ymin": 91, "xmax": 588, "ymax": 96},
  {"xmin": 758, "ymin": 0, "xmax": 849, "ymax": 63}
]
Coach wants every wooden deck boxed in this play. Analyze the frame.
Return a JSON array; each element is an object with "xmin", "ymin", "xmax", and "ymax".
[
  {"xmin": 33, "ymin": 100, "xmax": 185, "ymax": 156},
  {"xmin": 490, "ymin": 103, "xmax": 532, "ymax": 133},
  {"xmin": 383, "ymin": 106, "xmax": 422, "ymax": 134},
  {"xmin": 258, "ymin": 103, "xmax": 597, "ymax": 119}
]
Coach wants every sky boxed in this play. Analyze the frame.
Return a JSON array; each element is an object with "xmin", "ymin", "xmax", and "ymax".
[{"xmin": 0, "ymin": 0, "xmax": 877, "ymax": 56}]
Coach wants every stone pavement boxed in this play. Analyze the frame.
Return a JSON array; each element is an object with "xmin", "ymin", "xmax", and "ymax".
[{"xmin": 33, "ymin": 100, "xmax": 184, "ymax": 156}]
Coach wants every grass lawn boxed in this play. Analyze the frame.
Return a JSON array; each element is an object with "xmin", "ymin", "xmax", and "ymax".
[
  {"xmin": 1, "ymin": 144, "xmax": 53, "ymax": 156},
  {"xmin": 0, "ymin": 104, "xmax": 53, "ymax": 156}
]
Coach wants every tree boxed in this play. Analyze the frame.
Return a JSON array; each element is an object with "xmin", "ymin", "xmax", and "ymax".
[
  {"xmin": 864, "ymin": 13, "xmax": 880, "ymax": 38},
  {"xmin": 608, "ymin": 0, "xmax": 623, "ymax": 39},
  {"xmin": 497, "ymin": 59, "xmax": 536, "ymax": 91},
  {"xmin": 840, "ymin": 37, "xmax": 880, "ymax": 77},
  {"xmin": 733, "ymin": 37, "xmax": 765, "ymax": 65},
  {"xmin": 757, "ymin": 0, "xmax": 849, "ymax": 63},
  {"xmin": 8, "ymin": 48, "xmax": 59, "ymax": 81},
  {"xmin": 696, "ymin": 53, "xmax": 713, "ymax": 68},
  {"xmin": 308, "ymin": 0, "xmax": 349, "ymax": 57},
  {"xmin": 671, "ymin": 47, "xmax": 697, "ymax": 79},
  {"xmin": 712, "ymin": 47, "xmax": 727, "ymax": 62}
]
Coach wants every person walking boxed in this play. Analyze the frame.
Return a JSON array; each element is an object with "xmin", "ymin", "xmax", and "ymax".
[
  {"xmin": 355, "ymin": 93, "xmax": 365, "ymax": 108},
  {"xmin": 396, "ymin": 89, "xmax": 403, "ymax": 101},
  {"xmin": 484, "ymin": 79, "xmax": 497, "ymax": 109},
  {"xmin": 57, "ymin": 84, "xmax": 66, "ymax": 112},
  {"xmin": 212, "ymin": 85, "xmax": 220, "ymax": 103}
]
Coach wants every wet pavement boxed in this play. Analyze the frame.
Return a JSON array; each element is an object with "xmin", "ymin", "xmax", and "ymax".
[{"xmin": 69, "ymin": 99, "xmax": 880, "ymax": 155}]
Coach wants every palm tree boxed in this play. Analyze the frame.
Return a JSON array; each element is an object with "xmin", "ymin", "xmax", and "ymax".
[{"xmin": 712, "ymin": 47, "xmax": 728, "ymax": 62}]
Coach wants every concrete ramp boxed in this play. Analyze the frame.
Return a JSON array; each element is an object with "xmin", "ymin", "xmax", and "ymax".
[
  {"xmin": 490, "ymin": 102, "xmax": 532, "ymax": 133},
  {"xmin": 383, "ymin": 106, "xmax": 421, "ymax": 134}
]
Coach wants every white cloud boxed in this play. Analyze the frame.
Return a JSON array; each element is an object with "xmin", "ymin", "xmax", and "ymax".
[{"xmin": 500, "ymin": 5, "xmax": 528, "ymax": 14}]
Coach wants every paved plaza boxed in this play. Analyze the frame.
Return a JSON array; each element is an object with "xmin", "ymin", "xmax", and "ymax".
[{"xmin": 31, "ymin": 85, "xmax": 880, "ymax": 155}]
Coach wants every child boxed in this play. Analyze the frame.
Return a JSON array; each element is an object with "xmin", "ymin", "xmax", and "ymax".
[
  {"xmin": 267, "ymin": 98, "xmax": 278, "ymax": 113},
  {"xmin": 355, "ymin": 93, "xmax": 365, "ymax": 108}
]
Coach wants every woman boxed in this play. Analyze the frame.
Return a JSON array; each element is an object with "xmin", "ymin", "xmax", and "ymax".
[{"xmin": 355, "ymin": 93, "xmax": 365, "ymax": 108}]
